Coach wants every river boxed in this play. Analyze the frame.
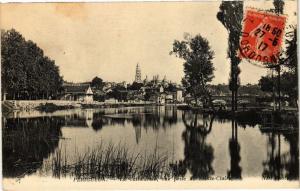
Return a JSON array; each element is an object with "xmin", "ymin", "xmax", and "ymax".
[{"xmin": 2, "ymin": 106, "xmax": 298, "ymax": 181}]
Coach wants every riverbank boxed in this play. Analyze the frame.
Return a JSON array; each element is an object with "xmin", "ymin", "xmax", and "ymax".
[
  {"xmin": 2, "ymin": 100, "xmax": 298, "ymax": 127},
  {"xmin": 177, "ymin": 104, "xmax": 298, "ymax": 128},
  {"xmin": 2, "ymin": 100, "xmax": 186, "ymax": 113}
]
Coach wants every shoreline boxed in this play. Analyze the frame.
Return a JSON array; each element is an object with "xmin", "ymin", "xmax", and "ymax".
[
  {"xmin": 1, "ymin": 100, "xmax": 187, "ymax": 116},
  {"xmin": 2, "ymin": 100, "xmax": 298, "ymax": 129}
]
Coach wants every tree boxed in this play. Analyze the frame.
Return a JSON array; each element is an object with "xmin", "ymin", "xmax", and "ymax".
[
  {"xmin": 273, "ymin": 0, "xmax": 284, "ymax": 14},
  {"xmin": 281, "ymin": 72, "xmax": 298, "ymax": 106},
  {"xmin": 273, "ymin": 0, "xmax": 285, "ymax": 110},
  {"xmin": 170, "ymin": 34, "xmax": 215, "ymax": 111},
  {"xmin": 1, "ymin": 29, "xmax": 63, "ymax": 100},
  {"xmin": 128, "ymin": 82, "xmax": 143, "ymax": 91},
  {"xmin": 217, "ymin": 1, "xmax": 244, "ymax": 112},
  {"xmin": 165, "ymin": 83, "xmax": 177, "ymax": 92},
  {"xmin": 259, "ymin": 25, "xmax": 297, "ymax": 107},
  {"xmin": 91, "ymin": 76, "xmax": 104, "ymax": 89},
  {"xmin": 107, "ymin": 84, "xmax": 127, "ymax": 101},
  {"xmin": 1, "ymin": 29, "xmax": 27, "ymax": 99},
  {"xmin": 285, "ymin": 28, "xmax": 297, "ymax": 73},
  {"xmin": 259, "ymin": 75, "xmax": 274, "ymax": 93},
  {"xmin": 282, "ymin": 27, "xmax": 298, "ymax": 107}
]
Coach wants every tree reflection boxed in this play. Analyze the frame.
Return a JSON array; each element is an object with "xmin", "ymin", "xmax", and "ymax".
[
  {"xmin": 132, "ymin": 114, "xmax": 142, "ymax": 143},
  {"xmin": 227, "ymin": 119, "xmax": 242, "ymax": 179},
  {"xmin": 91, "ymin": 112, "xmax": 106, "ymax": 131},
  {"xmin": 177, "ymin": 111, "xmax": 215, "ymax": 180},
  {"xmin": 262, "ymin": 131, "xmax": 283, "ymax": 180},
  {"xmin": 283, "ymin": 132, "xmax": 299, "ymax": 180},
  {"xmin": 2, "ymin": 116, "xmax": 64, "ymax": 178},
  {"xmin": 261, "ymin": 125, "xmax": 299, "ymax": 180}
]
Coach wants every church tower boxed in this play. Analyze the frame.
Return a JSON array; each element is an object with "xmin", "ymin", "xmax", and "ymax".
[{"xmin": 135, "ymin": 63, "xmax": 142, "ymax": 83}]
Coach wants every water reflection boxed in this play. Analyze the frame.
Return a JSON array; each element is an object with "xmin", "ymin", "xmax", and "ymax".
[
  {"xmin": 260, "ymin": 126, "xmax": 299, "ymax": 180},
  {"xmin": 2, "ymin": 106, "xmax": 299, "ymax": 181},
  {"xmin": 2, "ymin": 116, "xmax": 64, "ymax": 177},
  {"xmin": 179, "ymin": 111, "xmax": 215, "ymax": 180},
  {"xmin": 96, "ymin": 106, "xmax": 179, "ymax": 143},
  {"xmin": 227, "ymin": 120, "xmax": 242, "ymax": 179}
]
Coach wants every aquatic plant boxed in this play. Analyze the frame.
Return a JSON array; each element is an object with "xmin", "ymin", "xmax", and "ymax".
[{"xmin": 49, "ymin": 143, "xmax": 181, "ymax": 181}]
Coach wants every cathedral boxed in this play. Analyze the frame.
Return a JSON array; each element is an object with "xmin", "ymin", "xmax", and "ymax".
[{"xmin": 134, "ymin": 63, "xmax": 142, "ymax": 83}]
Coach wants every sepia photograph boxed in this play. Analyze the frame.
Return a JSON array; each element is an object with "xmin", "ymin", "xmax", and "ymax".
[{"xmin": 0, "ymin": 0, "xmax": 299, "ymax": 190}]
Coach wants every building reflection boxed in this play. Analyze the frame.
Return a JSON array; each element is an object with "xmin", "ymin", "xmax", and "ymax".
[
  {"xmin": 64, "ymin": 109, "xmax": 95, "ymax": 128},
  {"xmin": 89, "ymin": 106, "xmax": 179, "ymax": 143},
  {"xmin": 172, "ymin": 111, "xmax": 215, "ymax": 180}
]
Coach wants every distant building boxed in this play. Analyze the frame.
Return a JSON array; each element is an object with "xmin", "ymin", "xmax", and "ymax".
[
  {"xmin": 165, "ymin": 93, "xmax": 174, "ymax": 103},
  {"xmin": 62, "ymin": 84, "xmax": 93, "ymax": 103},
  {"xmin": 159, "ymin": 86, "xmax": 164, "ymax": 93},
  {"xmin": 157, "ymin": 92, "xmax": 167, "ymax": 105},
  {"xmin": 176, "ymin": 89, "xmax": 183, "ymax": 103},
  {"xmin": 135, "ymin": 63, "xmax": 142, "ymax": 83},
  {"xmin": 105, "ymin": 98, "xmax": 118, "ymax": 104}
]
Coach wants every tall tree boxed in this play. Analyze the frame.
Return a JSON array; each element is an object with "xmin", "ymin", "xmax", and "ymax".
[
  {"xmin": 285, "ymin": 28, "xmax": 297, "ymax": 73},
  {"xmin": 259, "ymin": 27, "xmax": 297, "ymax": 107},
  {"xmin": 170, "ymin": 34, "xmax": 215, "ymax": 111},
  {"xmin": 273, "ymin": 0, "xmax": 284, "ymax": 14},
  {"xmin": 282, "ymin": 27, "xmax": 297, "ymax": 107},
  {"xmin": 1, "ymin": 29, "xmax": 63, "ymax": 100},
  {"xmin": 273, "ymin": 0, "xmax": 284, "ymax": 110},
  {"xmin": 217, "ymin": 1, "xmax": 244, "ymax": 112},
  {"xmin": 1, "ymin": 29, "xmax": 27, "ymax": 99}
]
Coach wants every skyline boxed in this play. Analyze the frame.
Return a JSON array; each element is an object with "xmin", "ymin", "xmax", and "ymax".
[{"xmin": 1, "ymin": 1, "xmax": 297, "ymax": 85}]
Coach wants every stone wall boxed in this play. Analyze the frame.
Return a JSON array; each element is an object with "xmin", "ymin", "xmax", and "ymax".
[{"xmin": 5, "ymin": 100, "xmax": 82, "ymax": 110}]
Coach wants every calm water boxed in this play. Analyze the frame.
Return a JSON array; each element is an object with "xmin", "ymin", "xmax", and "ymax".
[{"xmin": 2, "ymin": 106, "xmax": 299, "ymax": 180}]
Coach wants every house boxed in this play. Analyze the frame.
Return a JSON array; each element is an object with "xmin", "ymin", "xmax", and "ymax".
[
  {"xmin": 105, "ymin": 98, "xmax": 118, "ymax": 104},
  {"xmin": 176, "ymin": 89, "xmax": 183, "ymax": 103},
  {"xmin": 157, "ymin": 92, "xmax": 167, "ymax": 105},
  {"xmin": 62, "ymin": 84, "xmax": 94, "ymax": 103},
  {"xmin": 165, "ymin": 92, "xmax": 175, "ymax": 103}
]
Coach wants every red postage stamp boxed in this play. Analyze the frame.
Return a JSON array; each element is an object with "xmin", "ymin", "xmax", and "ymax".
[{"xmin": 239, "ymin": 8, "xmax": 286, "ymax": 64}]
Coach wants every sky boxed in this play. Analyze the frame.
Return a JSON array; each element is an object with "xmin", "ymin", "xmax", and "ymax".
[{"xmin": 1, "ymin": 1, "xmax": 297, "ymax": 85}]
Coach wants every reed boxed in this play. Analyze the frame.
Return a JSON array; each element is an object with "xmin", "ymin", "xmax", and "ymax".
[{"xmin": 49, "ymin": 143, "xmax": 182, "ymax": 181}]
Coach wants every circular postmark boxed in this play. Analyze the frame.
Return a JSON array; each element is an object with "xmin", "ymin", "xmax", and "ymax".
[{"xmin": 238, "ymin": 8, "xmax": 287, "ymax": 68}]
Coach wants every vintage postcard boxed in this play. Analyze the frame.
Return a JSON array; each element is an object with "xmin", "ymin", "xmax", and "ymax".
[{"xmin": 0, "ymin": 0, "xmax": 298, "ymax": 190}]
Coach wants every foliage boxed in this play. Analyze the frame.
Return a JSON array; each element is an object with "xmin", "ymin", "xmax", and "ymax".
[
  {"xmin": 217, "ymin": 1, "xmax": 244, "ymax": 110},
  {"xmin": 128, "ymin": 82, "xmax": 143, "ymax": 91},
  {"xmin": 165, "ymin": 83, "xmax": 177, "ymax": 92},
  {"xmin": 281, "ymin": 27, "xmax": 297, "ymax": 106},
  {"xmin": 107, "ymin": 84, "xmax": 127, "ymax": 100},
  {"xmin": 258, "ymin": 76, "xmax": 274, "ymax": 93},
  {"xmin": 273, "ymin": 0, "xmax": 284, "ymax": 14},
  {"xmin": 259, "ymin": 72, "xmax": 297, "ymax": 106},
  {"xmin": 258, "ymin": 27, "xmax": 297, "ymax": 106},
  {"xmin": 1, "ymin": 29, "xmax": 63, "ymax": 100},
  {"xmin": 91, "ymin": 76, "xmax": 104, "ymax": 90},
  {"xmin": 285, "ymin": 28, "xmax": 297, "ymax": 73},
  {"xmin": 170, "ymin": 33, "xmax": 215, "ymax": 110},
  {"xmin": 210, "ymin": 84, "xmax": 266, "ymax": 96}
]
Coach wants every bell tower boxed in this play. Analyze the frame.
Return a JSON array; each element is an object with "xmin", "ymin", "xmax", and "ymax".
[{"xmin": 135, "ymin": 63, "xmax": 142, "ymax": 83}]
